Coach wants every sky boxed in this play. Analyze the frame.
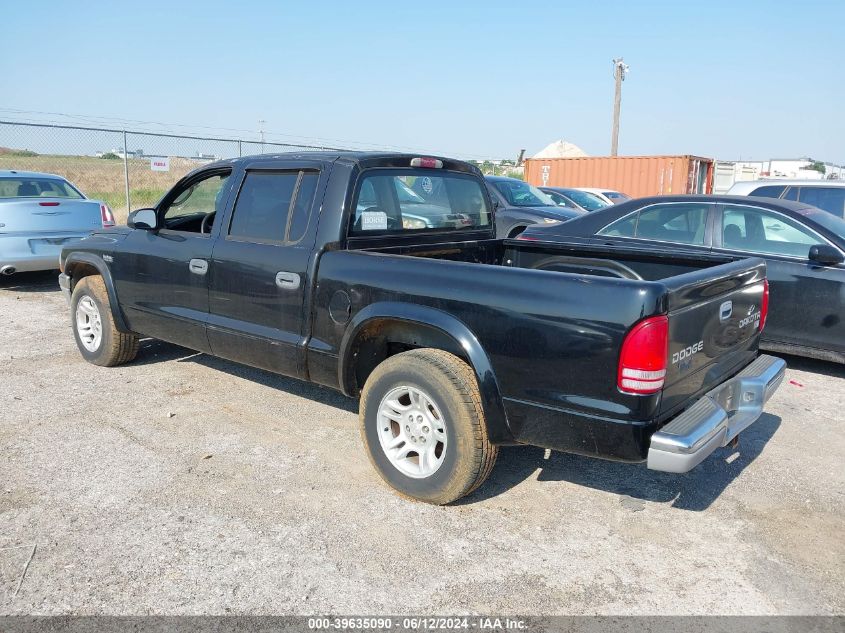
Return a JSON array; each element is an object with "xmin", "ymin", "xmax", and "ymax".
[{"xmin": 2, "ymin": 0, "xmax": 844, "ymax": 162}]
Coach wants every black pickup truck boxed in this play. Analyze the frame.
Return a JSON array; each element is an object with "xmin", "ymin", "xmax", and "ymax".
[{"xmin": 59, "ymin": 152, "xmax": 786, "ymax": 504}]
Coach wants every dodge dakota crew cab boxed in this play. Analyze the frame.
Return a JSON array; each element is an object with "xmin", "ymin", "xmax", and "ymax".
[{"xmin": 59, "ymin": 152, "xmax": 786, "ymax": 504}]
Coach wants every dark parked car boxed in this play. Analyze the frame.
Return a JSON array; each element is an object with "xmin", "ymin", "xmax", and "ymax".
[
  {"xmin": 520, "ymin": 194, "xmax": 845, "ymax": 363},
  {"xmin": 540, "ymin": 186, "xmax": 611, "ymax": 212},
  {"xmin": 485, "ymin": 175, "xmax": 584, "ymax": 238},
  {"xmin": 59, "ymin": 156, "xmax": 784, "ymax": 504}
]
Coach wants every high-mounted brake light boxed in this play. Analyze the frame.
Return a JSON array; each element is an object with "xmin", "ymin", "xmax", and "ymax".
[
  {"xmin": 618, "ymin": 315, "xmax": 669, "ymax": 395},
  {"xmin": 39, "ymin": 201, "xmax": 60, "ymax": 206},
  {"xmin": 410, "ymin": 157, "xmax": 443, "ymax": 169},
  {"xmin": 100, "ymin": 203, "xmax": 115, "ymax": 228},
  {"xmin": 759, "ymin": 279, "xmax": 769, "ymax": 332}
]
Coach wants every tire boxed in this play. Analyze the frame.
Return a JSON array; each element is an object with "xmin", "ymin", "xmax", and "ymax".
[
  {"xmin": 359, "ymin": 349, "xmax": 498, "ymax": 504},
  {"xmin": 70, "ymin": 275, "xmax": 139, "ymax": 367},
  {"xmin": 508, "ymin": 226, "xmax": 526, "ymax": 238}
]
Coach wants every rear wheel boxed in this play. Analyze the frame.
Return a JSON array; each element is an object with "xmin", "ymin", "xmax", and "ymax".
[
  {"xmin": 70, "ymin": 275, "xmax": 139, "ymax": 367},
  {"xmin": 359, "ymin": 349, "xmax": 498, "ymax": 504}
]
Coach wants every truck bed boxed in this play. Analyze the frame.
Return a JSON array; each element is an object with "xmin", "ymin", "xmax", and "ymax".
[{"xmin": 309, "ymin": 238, "xmax": 767, "ymax": 460}]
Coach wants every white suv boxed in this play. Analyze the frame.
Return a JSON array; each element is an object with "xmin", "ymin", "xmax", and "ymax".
[{"xmin": 727, "ymin": 179, "xmax": 845, "ymax": 218}]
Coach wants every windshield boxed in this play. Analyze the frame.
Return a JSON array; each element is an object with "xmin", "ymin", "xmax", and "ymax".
[
  {"xmin": 565, "ymin": 189, "xmax": 609, "ymax": 211},
  {"xmin": 0, "ymin": 177, "xmax": 84, "ymax": 199},
  {"xmin": 352, "ymin": 169, "xmax": 491, "ymax": 234},
  {"xmin": 797, "ymin": 206, "xmax": 845, "ymax": 240},
  {"xmin": 493, "ymin": 180, "xmax": 557, "ymax": 207}
]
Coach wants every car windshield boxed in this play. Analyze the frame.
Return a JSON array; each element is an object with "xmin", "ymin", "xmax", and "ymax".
[
  {"xmin": 565, "ymin": 190, "xmax": 609, "ymax": 211},
  {"xmin": 493, "ymin": 180, "xmax": 556, "ymax": 207},
  {"xmin": 797, "ymin": 206, "xmax": 845, "ymax": 240},
  {"xmin": 0, "ymin": 177, "xmax": 84, "ymax": 199}
]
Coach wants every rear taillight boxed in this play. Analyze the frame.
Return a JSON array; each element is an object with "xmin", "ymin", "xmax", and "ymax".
[
  {"xmin": 759, "ymin": 279, "xmax": 769, "ymax": 332},
  {"xmin": 100, "ymin": 203, "xmax": 115, "ymax": 227},
  {"xmin": 515, "ymin": 234, "xmax": 538, "ymax": 241},
  {"xmin": 618, "ymin": 315, "xmax": 669, "ymax": 395}
]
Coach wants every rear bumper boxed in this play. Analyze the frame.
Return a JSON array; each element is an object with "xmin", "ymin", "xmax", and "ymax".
[
  {"xmin": 1, "ymin": 234, "xmax": 86, "ymax": 273},
  {"xmin": 647, "ymin": 354, "xmax": 786, "ymax": 473}
]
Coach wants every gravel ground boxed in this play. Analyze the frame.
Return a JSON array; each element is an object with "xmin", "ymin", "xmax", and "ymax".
[{"xmin": 1, "ymin": 271, "xmax": 843, "ymax": 615}]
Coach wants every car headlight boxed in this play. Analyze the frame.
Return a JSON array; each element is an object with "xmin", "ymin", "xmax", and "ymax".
[
  {"xmin": 542, "ymin": 217, "xmax": 559, "ymax": 224},
  {"xmin": 402, "ymin": 217, "xmax": 427, "ymax": 229}
]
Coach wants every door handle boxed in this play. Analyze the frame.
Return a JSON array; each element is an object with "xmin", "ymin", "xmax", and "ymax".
[
  {"xmin": 275, "ymin": 271, "xmax": 301, "ymax": 290},
  {"xmin": 189, "ymin": 259, "xmax": 208, "ymax": 275}
]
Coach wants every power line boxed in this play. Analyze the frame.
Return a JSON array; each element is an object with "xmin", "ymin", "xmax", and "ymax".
[{"xmin": 0, "ymin": 107, "xmax": 490, "ymax": 159}]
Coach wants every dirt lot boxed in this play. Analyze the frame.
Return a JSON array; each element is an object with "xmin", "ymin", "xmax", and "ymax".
[{"xmin": 1, "ymin": 271, "xmax": 843, "ymax": 615}]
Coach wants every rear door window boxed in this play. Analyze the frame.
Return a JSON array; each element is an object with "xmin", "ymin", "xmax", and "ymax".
[
  {"xmin": 796, "ymin": 187, "xmax": 845, "ymax": 218},
  {"xmin": 598, "ymin": 203, "xmax": 709, "ymax": 245}
]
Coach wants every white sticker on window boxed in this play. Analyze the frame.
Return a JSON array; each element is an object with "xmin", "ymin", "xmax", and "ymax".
[{"xmin": 361, "ymin": 210, "xmax": 388, "ymax": 231}]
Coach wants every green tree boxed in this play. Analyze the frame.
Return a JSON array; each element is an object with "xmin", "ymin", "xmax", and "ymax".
[{"xmin": 805, "ymin": 159, "xmax": 826, "ymax": 175}]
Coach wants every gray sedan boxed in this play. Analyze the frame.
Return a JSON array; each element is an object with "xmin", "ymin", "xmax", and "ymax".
[
  {"xmin": 485, "ymin": 175, "xmax": 585, "ymax": 238},
  {"xmin": 0, "ymin": 170, "xmax": 114, "ymax": 275}
]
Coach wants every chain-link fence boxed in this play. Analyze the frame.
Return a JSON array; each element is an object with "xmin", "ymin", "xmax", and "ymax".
[
  {"xmin": 0, "ymin": 121, "xmax": 351, "ymax": 222},
  {"xmin": 0, "ymin": 120, "xmax": 519, "ymax": 223}
]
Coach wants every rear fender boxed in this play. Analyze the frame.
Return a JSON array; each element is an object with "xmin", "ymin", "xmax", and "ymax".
[{"xmin": 339, "ymin": 302, "xmax": 513, "ymax": 444}]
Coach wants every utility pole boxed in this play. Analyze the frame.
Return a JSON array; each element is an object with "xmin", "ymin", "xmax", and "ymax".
[
  {"xmin": 258, "ymin": 119, "xmax": 266, "ymax": 154},
  {"xmin": 610, "ymin": 58, "xmax": 629, "ymax": 156}
]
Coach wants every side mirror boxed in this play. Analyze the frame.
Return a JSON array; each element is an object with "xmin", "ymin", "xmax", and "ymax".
[
  {"xmin": 490, "ymin": 197, "xmax": 500, "ymax": 211},
  {"xmin": 127, "ymin": 208, "xmax": 158, "ymax": 230},
  {"xmin": 808, "ymin": 244, "xmax": 844, "ymax": 266}
]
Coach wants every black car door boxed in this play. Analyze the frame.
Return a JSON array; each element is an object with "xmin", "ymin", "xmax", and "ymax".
[
  {"xmin": 594, "ymin": 201, "xmax": 716, "ymax": 255},
  {"xmin": 712, "ymin": 202, "xmax": 845, "ymax": 353},
  {"xmin": 206, "ymin": 161, "xmax": 328, "ymax": 377},
  {"xmin": 114, "ymin": 167, "xmax": 234, "ymax": 352}
]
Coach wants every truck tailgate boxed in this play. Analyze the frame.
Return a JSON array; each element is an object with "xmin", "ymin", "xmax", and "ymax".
[{"xmin": 660, "ymin": 257, "xmax": 768, "ymax": 419}]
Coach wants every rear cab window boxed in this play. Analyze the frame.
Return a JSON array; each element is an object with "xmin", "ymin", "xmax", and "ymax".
[{"xmin": 349, "ymin": 169, "xmax": 491, "ymax": 236}]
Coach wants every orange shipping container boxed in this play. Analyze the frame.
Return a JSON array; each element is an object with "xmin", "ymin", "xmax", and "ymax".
[{"xmin": 524, "ymin": 155, "xmax": 714, "ymax": 198}]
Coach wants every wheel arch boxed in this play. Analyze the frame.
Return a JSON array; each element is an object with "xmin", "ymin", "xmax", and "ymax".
[
  {"xmin": 338, "ymin": 302, "xmax": 513, "ymax": 444},
  {"xmin": 64, "ymin": 253, "xmax": 130, "ymax": 332}
]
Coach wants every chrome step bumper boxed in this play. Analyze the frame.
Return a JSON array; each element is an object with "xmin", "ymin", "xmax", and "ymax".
[{"xmin": 647, "ymin": 355, "xmax": 786, "ymax": 473}]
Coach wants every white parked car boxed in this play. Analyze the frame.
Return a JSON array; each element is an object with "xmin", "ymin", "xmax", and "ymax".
[
  {"xmin": 727, "ymin": 180, "xmax": 845, "ymax": 219},
  {"xmin": 574, "ymin": 187, "xmax": 631, "ymax": 205}
]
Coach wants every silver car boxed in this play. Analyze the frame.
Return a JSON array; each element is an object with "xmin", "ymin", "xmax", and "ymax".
[{"xmin": 0, "ymin": 170, "xmax": 114, "ymax": 275}]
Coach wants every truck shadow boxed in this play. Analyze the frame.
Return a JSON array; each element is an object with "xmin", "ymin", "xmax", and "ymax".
[
  {"xmin": 131, "ymin": 339, "xmax": 783, "ymax": 509},
  {"xmin": 463, "ymin": 413, "xmax": 781, "ymax": 511}
]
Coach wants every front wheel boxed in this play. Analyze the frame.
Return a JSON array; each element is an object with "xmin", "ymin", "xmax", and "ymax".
[
  {"xmin": 359, "ymin": 349, "xmax": 498, "ymax": 504},
  {"xmin": 70, "ymin": 275, "xmax": 139, "ymax": 367}
]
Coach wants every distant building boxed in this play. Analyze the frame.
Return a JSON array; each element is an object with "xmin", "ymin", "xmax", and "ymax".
[
  {"xmin": 714, "ymin": 157, "xmax": 845, "ymax": 193},
  {"xmin": 95, "ymin": 148, "xmax": 145, "ymax": 159}
]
